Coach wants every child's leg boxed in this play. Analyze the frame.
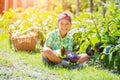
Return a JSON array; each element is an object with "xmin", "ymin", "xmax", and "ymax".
[
  {"xmin": 43, "ymin": 47, "xmax": 61, "ymax": 64},
  {"xmin": 42, "ymin": 55, "xmax": 57, "ymax": 65},
  {"xmin": 78, "ymin": 54, "xmax": 88, "ymax": 64}
]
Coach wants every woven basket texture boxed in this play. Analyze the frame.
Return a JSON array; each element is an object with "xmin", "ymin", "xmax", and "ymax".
[{"xmin": 11, "ymin": 32, "xmax": 38, "ymax": 51}]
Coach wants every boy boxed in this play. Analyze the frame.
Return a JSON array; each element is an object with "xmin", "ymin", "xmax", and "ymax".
[{"xmin": 42, "ymin": 12, "xmax": 88, "ymax": 68}]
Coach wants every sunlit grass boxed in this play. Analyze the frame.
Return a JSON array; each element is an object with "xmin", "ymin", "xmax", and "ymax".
[{"xmin": 0, "ymin": 33, "xmax": 120, "ymax": 80}]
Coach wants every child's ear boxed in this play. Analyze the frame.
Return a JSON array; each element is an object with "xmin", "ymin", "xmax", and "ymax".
[
  {"xmin": 57, "ymin": 22, "xmax": 59, "ymax": 27},
  {"xmin": 57, "ymin": 22, "xmax": 59, "ymax": 25}
]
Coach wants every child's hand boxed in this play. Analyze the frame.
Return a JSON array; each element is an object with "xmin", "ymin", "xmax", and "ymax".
[{"xmin": 53, "ymin": 49, "xmax": 66, "ymax": 58}]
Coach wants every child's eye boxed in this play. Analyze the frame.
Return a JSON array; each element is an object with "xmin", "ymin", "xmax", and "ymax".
[
  {"xmin": 61, "ymin": 23, "xmax": 64, "ymax": 25},
  {"xmin": 66, "ymin": 23, "xmax": 69, "ymax": 25},
  {"xmin": 66, "ymin": 23, "xmax": 70, "ymax": 25}
]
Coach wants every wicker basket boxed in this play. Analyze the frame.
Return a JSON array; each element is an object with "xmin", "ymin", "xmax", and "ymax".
[{"xmin": 11, "ymin": 32, "xmax": 38, "ymax": 51}]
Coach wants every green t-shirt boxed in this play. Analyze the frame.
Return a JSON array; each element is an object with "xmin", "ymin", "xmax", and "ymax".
[{"xmin": 44, "ymin": 29, "xmax": 73, "ymax": 51}]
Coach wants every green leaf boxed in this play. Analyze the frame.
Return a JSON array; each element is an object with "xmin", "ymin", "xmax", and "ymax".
[
  {"xmin": 93, "ymin": 53, "xmax": 100, "ymax": 64},
  {"xmin": 103, "ymin": 46, "xmax": 112, "ymax": 54},
  {"xmin": 111, "ymin": 30, "xmax": 120, "ymax": 37}
]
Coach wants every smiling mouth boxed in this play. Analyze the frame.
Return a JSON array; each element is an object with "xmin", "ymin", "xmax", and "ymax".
[{"xmin": 63, "ymin": 29, "xmax": 68, "ymax": 31}]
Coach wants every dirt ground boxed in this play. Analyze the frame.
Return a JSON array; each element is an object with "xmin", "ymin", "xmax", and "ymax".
[{"xmin": 0, "ymin": 52, "xmax": 60, "ymax": 80}]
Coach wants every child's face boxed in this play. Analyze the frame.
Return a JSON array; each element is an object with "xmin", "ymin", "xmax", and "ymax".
[{"xmin": 58, "ymin": 19, "xmax": 71, "ymax": 35}]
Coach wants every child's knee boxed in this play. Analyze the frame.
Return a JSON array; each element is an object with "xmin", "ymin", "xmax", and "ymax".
[{"xmin": 43, "ymin": 48, "xmax": 52, "ymax": 58}]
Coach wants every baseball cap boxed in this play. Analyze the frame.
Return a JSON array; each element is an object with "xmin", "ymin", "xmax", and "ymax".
[{"xmin": 58, "ymin": 12, "xmax": 71, "ymax": 23}]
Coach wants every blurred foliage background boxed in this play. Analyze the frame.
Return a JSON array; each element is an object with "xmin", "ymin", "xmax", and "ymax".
[{"xmin": 0, "ymin": 0, "xmax": 120, "ymax": 73}]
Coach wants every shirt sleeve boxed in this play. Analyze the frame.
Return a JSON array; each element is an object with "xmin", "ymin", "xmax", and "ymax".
[
  {"xmin": 67, "ymin": 36, "xmax": 73, "ymax": 51},
  {"xmin": 44, "ymin": 32, "xmax": 53, "ymax": 48}
]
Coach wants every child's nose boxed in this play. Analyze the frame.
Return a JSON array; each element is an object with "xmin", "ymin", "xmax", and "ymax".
[{"xmin": 62, "ymin": 24, "xmax": 66, "ymax": 27}]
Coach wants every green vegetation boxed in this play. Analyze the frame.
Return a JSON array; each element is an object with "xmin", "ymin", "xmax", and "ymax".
[
  {"xmin": 0, "ymin": 37, "xmax": 120, "ymax": 80},
  {"xmin": 0, "ymin": 0, "xmax": 120, "ymax": 79}
]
